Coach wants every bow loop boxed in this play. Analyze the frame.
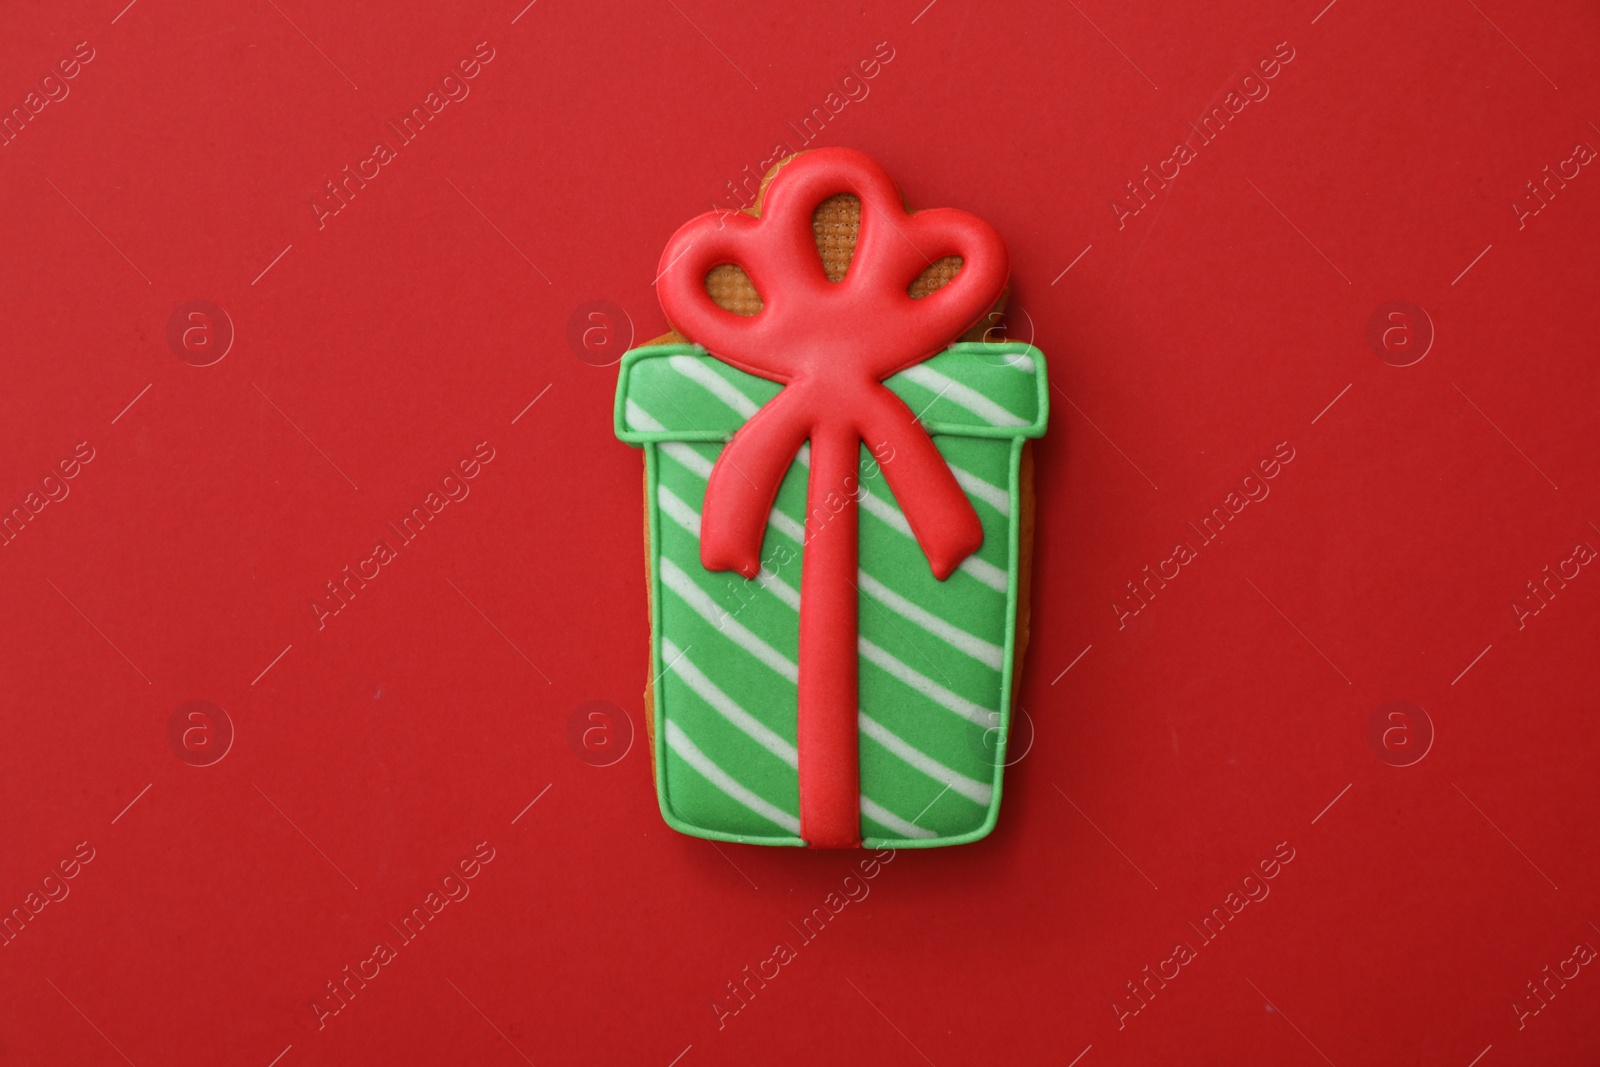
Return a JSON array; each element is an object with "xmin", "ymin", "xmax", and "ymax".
[{"xmin": 659, "ymin": 149, "xmax": 1009, "ymax": 386}]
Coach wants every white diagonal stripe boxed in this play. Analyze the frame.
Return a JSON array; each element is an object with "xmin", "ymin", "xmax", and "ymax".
[
  {"xmin": 767, "ymin": 505, "xmax": 807, "ymax": 546},
  {"xmin": 954, "ymin": 553, "xmax": 1008, "ymax": 594},
  {"xmin": 629, "ymin": 400, "xmax": 718, "ymax": 481},
  {"xmin": 658, "ymin": 483, "xmax": 703, "ymax": 537},
  {"xmin": 661, "ymin": 441, "xmax": 714, "ymax": 479},
  {"xmin": 626, "ymin": 398, "xmax": 666, "ymax": 433},
  {"xmin": 659, "ymin": 558, "xmax": 798, "ymax": 683},
  {"xmin": 992, "ymin": 351, "xmax": 1034, "ymax": 372},
  {"xmin": 901, "ymin": 364, "xmax": 1028, "ymax": 427},
  {"xmin": 668, "ymin": 354, "xmax": 761, "ymax": 418},
  {"xmin": 860, "ymin": 796, "xmax": 938, "ymax": 839},
  {"xmin": 948, "ymin": 463, "xmax": 1009, "ymax": 515},
  {"xmin": 665, "ymin": 720, "xmax": 800, "ymax": 834},
  {"xmin": 858, "ymin": 637, "xmax": 993, "ymax": 727},
  {"xmin": 663, "ymin": 639, "xmax": 798, "ymax": 767},
  {"xmin": 857, "ymin": 481, "xmax": 912, "ymax": 530},
  {"xmin": 859, "ymin": 711, "xmax": 993, "ymax": 804},
  {"xmin": 859, "ymin": 484, "xmax": 1009, "ymax": 593},
  {"xmin": 752, "ymin": 565, "xmax": 800, "ymax": 611},
  {"xmin": 858, "ymin": 572, "xmax": 1004, "ymax": 670}
]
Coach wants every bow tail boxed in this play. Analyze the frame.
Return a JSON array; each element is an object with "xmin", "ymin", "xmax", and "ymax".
[
  {"xmin": 700, "ymin": 385, "xmax": 811, "ymax": 580},
  {"xmin": 859, "ymin": 385, "xmax": 984, "ymax": 580}
]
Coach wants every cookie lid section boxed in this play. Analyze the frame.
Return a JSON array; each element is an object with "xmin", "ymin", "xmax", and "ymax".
[{"xmin": 614, "ymin": 342, "xmax": 1049, "ymax": 444}]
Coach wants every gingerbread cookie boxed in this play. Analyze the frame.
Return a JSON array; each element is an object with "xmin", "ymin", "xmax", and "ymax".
[{"xmin": 614, "ymin": 148, "xmax": 1049, "ymax": 848}]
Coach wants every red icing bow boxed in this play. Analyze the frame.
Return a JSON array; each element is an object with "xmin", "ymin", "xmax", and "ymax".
[{"xmin": 657, "ymin": 148, "xmax": 1009, "ymax": 847}]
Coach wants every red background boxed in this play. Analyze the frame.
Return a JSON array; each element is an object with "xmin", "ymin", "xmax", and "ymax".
[{"xmin": 2, "ymin": 0, "xmax": 1598, "ymax": 1064}]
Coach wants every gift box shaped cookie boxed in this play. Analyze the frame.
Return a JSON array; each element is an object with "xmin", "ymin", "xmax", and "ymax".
[{"xmin": 614, "ymin": 148, "xmax": 1049, "ymax": 848}]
